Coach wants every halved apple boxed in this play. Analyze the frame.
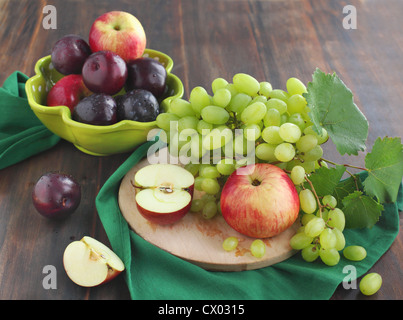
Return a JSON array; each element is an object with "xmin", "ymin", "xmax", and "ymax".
[
  {"xmin": 63, "ymin": 236, "xmax": 125, "ymax": 287},
  {"xmin": 134, "ymin": 164, "xmax": 195, "ymax": 225}
]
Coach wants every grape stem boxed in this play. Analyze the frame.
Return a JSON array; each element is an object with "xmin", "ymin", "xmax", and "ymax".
[
  {"xmin": 303, "ymin": 175, "xmax": 323, "ymax": 218},
  {"xmin": 320, "ymin": 158, "xmax": 368, "ymax": 171}
]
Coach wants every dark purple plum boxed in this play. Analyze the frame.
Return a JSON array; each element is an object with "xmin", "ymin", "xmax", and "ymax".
[
  {"xmin": 116, "ymin": 89, "xmax": 160, "ymax": 122},
  {"xmin": 73, "ymin": 93, "xmax": 117, "ymax": 126},
  {"xmin": 126, "ymin": 57, "xmax": 167, "ymax": 99},
  {"xmin": 82, "ymin": 50, "xmax": 128, "ymax": 95},
  {"xmin": 32, "ymin": 172, "xmax": 81, "ymax": 219},
  {"xmin": 51, "ymin": 34, "xmax": 92, "ymax": 75}
]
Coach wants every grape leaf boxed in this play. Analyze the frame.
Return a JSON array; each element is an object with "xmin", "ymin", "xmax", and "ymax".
[
  {"xmin": 304, "ymin": 68, "xmax": 369, "ymax": 156},
  {"xmin": 305, "ymin": 165, "xmax": 346, "ymax": 197},
  {"xmin": 363, "ymin": 137, "xmax": 403, "ymax": 203},
  {"xmin": 342, "ymin": 191, "xmax": 384, "ymax": 229},
  {"xmin": 333, "ymin": 174, "xmax": 363, "ymax": 205}
]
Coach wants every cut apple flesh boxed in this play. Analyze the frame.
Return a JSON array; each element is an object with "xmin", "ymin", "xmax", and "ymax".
[
  {"xmin": 134, "ymin": 164, "xmax": 195, "ymax": 224},
  {"xmin": 63, "ymin": 236, "xmax": 124, "ymax": 287}
]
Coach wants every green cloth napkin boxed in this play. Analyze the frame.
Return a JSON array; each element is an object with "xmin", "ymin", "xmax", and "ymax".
[
  {"xmin": 96, "ymin": 140, "xmax": 402, "ymax": 300},
  {"xmin": 0, "ymin": 71, "xmax": 60, "ymax": 170}
]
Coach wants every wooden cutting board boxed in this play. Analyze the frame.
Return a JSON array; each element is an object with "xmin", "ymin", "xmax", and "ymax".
[{"xmin": 118, "ymin": 148, "xmax": 300, "ymax": 271}]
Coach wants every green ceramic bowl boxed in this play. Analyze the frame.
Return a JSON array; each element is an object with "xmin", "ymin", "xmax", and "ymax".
[{"xmin": 25, "ymin": 49, "xmax": 184, "ymax": 156}]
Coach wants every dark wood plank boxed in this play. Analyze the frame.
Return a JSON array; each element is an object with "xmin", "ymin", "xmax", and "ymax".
[{"xmin": 0, "ymin": 0, "xmax": 401, "ymax": 300}]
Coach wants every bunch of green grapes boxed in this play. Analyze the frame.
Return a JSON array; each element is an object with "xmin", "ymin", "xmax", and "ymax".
[
  {"xmin": 156, "ymin": 73, "xmax": 329, "ymax": 221},
  {"xmin": 289, "ymin": 193, "xmax": 347, "ymax": 266}
]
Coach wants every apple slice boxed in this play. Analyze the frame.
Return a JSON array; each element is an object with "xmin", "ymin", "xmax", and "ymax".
[
  {"xmin": 63, "ymin": 236, "xmax": 125, "ymax": 287},
  {"xmin": 134, "ymin": 164, "xmax": 195, "ymax": 225}
]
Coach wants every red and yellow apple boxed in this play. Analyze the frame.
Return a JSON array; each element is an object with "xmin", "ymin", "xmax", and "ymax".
[
  {"xmin": 63, "ymin": 236, "xmax": 124, "ymax": 287},
  {"xmin": 46, "ymin": 74, "xmax": 92, "ymax": 113},
  {"xmin": 220, "ymin": 163, "xmax": 300, "ymax": 238},
  {"xmin": 134, "ymin": 164, "xmax": 194, "ymax": 225},
  {"xmin": 89, "ymin": 11, "xmax": 146, "ymax": 62}
]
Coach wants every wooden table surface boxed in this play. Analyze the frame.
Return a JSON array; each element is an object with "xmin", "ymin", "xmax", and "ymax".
[{"xmin": 0, "ymin": 0, "xmax": 402, "ymax": 300}]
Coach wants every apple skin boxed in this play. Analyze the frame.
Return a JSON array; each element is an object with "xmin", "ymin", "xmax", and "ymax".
[
  {"xmin": 89, "ymin": 11, "xmax": 146, "ymax": 63},
  {"xmin": 220, "ymin": 163, "xmax": 300, "ymax": 238},
  {"xmin": 63, "ymin": 236, "xmax": 125, "ymax": 287},
  {"xmin": 46, "ymin": 74, "xmax": 92, "ymax": 113},
  {"xmin": 135, "ymin": 184, "xmax": 194, "ymax": 225},
  {"xmin": 136, "ymin": 198, "xmax": 192, "ymax": 225}
]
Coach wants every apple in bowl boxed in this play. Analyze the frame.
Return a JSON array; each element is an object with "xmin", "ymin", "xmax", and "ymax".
[
  {"xmin": 134, "ymin": 164, "xmax": 194, "ymax": 225},
  {"xmin": 63, "ymin": 236, "xmax": 125, "ymax": 287},
  {"xmin": 89, "ymin": 11, "xmax": 146, "ymax": 62},
  {"xmin": 220, "ymin": 163, "xmax": 300, "ymax": 238}
]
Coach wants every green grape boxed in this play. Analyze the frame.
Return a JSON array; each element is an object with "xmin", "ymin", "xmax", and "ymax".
[
  {"xmin": 156, "ymin": 113, "xmax": 180, "ymax": 132},
  {"xmin": 184, "ymin": 163, "xmax": 200, "ymax": 176},
  {"xmin": 259, "ymin": 81, "xmax": 272, "ymax": 97},
  {"xmin": 287, "ymin": 113, "xmax": 306, "ymax": 132},
  {"xmin": 227, "ymin": 93, "xmax": 252, "ymax": 113},
  {"xmin": 322, "ymin": 195, "xmax": 337, "ymax": 209},
  {"xmin": 201, "ymin": 106, "xmax": 230, "ymax": 125},
  {"xmin": 303, "ymin": 126, "xmax": 329, "ymax": 145},
  {"xmin": 280, "ymin": 113, "xmax": 289, "ymax": 125},
  {"xmin": 291, "ymin": 165, "xmax": 305, "ymax": 185},
  {"xmin": 197, "ymin": 119, "xmax": 213, "ymax": 135},
  {"xmin": 201, "ymin": 193, "xmax": 216, "ymax": 203},
  {"xmin": 189, "ymin": 86, "xmax": 211, "ymax": 114},
  {"xmin": 279, "ymin": 123, "xmax": 301, "ymax": 143},
  {"xmin": 296, "ymin": 134, "xmax": 318, "ymax": 153},
  {"xmin": 201, "ymin": 178, "xmax": 221, "ymax": 195},
  {"xmin": 225, "ymin": 83, "xmax": 238, "ymax": 97},
  {"xmin": 265, "ymin": 98, "xmax": 287, "ymax": 114},
  {"xmin": 301, "ymin": 213, "xmax": 316, "ymax": 226},
  {"xmin": 263, "ymin": 108, "xmax": 281, "ymax": 127},
  {"xmin": 289, "ymin": 232, "xmax": 313, "ymax": 250},
  {"xmin": 327, "ymin": 208, "xmax": 345, "ymax": 231},
  {"xmin": 316, "ymin": 208, "xmax": 329, "ymax": 221},
  {"xmin": 301, "ymin": 244, "xmax": 319, "ymax": 262},
  {"xmin": 170, "ymin": 98, "xmax": 196, "ymax": 117},
  {"xmin": 243, "ymin": 123, "xmax": 261, "ymax": 141},
  {"xmin": 274, "ymin": 143, "xmax": 295, "ymax": 162},
  {"xmin": 190, "ymin": 199, "xmax": 204, "ymax": 212},
  {"xmin": 199, "ymin": 165, "xmax": 220, "ymax": 179},
  {"xmin": 217, "ymin": 159, "xmax": 236, "ymax": 175},
  {"xmin": 304, "ymin": 217, "xmax": 325, "ymax": 238},
  {"xmin": 319, "ymin": 247, "xmax": 340, "ymax": 266},
  {"xmin": 333, "ymin": 228, "xmax": 346, "ymax": 251},
  {"xmin": 249, "ymin": 95, "xmax": 267, "ymax": 105},
  {"xmin": 287, "ymin": 159, "xmax": 315, "ymax": 174},
  {"xmin": 202, "ymin": 127, "xmax": 232, "ymax": 150},
  {"xmin": 262, "ymin": 126, "xmax": 283, "ymax": 144},
  {"xmin": 319, "ymin": 228, "xmax": 337, "ymax": 249},
  {"xmin": 213, "ymin": 88, "xmax": 231, "ymax": 108},
  {"xmin": 178, "ymin": 116, "xmax": 199, "ymax": 132},
  {"xmin": 194, "ymin": 176, "xmax": 204, "ymax": 191},
  {"xmin": 268, "ymin": 89, "xmax": 289, "ymax": 102},
  {"xmin": 343, "ymin": 246, "xmax": 367, "ymax": 261},
  {"xmin": 233, "ymin": 73, "xmax": 260, "ymax": 96},
  {"xmin": 286, "ymin": 77, "xmax": 307, "ymax": 96},
  {"xmin": 222, "ymin": 236, "xmax": 239, "ymax": 252},
  {"xmin": 359, "ymin": 273, "xmax": 382, "ymax": 296},
  {"xmin": 287, "ymin": 94, "xmax": 307, "ymax": 114},
  {"xmin": 255, "ymin": 143, "xmax": 277, "ymax": 162},
  {"xmin": 300, "ymin": 145, "xmax": 323, "ymax": 161},
  {"xmin": 240, "ymin": 102, "xmax": 267, "ymax": 124},
  {"xmin": 234, "ymin": 133, "xmax": 254, "ymax": 155},
  {"xmin": 250, "ymin": 239, "xmax": 266, "ymax": 258},
  {"xmin": 212, "ymin": 77, "xmax": 228, "ymax": 94},
  {"xmin": 202, "ymin": 201, "xmax": 218, "ymax": 219}
]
